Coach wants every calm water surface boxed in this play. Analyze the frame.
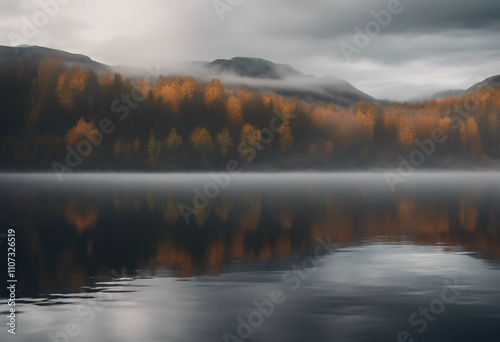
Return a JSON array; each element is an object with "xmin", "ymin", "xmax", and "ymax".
[{"xmin": 0, "ymin": 172, "xmax": 499, "ymax": 341}]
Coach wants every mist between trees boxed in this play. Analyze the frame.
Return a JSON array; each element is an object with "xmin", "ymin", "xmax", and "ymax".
[{"xmin": 1, "ymin": 56, "xmax": 499, "ymax": 171}]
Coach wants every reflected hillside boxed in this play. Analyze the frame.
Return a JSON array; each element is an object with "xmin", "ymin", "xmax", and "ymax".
[{"xmin": 1, "ymin": 173, "xmax": 499, "ymax": 297}]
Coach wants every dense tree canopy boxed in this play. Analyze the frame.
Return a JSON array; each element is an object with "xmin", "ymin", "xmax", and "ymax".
[{"xmin": 0, "ymin": 56, "xmax": 499, "ymax": 171}]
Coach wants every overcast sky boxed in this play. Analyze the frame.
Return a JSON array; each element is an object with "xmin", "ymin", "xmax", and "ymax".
[{"xmin": 2, "ymin": 0, "xmax": 500, "ymax": 100}]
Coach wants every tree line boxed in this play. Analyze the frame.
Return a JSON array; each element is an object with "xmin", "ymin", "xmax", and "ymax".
[{"xmin": 0, "ymin": 56, "xmax": 499, "ymax": 171}]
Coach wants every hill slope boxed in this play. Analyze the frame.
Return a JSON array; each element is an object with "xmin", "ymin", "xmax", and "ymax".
[
  {"xmin": 0, "ymin": 46, "xmax": 375, "ymax": 106},
  {"xmin": 466, "ymin": 74, "xmax": 500, "ymax": 93},
  {"xmin": 197, "ymin": 57, "xmax": 375, "ymax": 106},
  {"xmin": 0, "ymin": 45, "xmax": 107, "ymax": 72}
]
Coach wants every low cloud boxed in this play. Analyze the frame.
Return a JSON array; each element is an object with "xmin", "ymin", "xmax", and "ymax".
[{"xmin": 1, "ymin": 0, "xmax": 499, "ymax": 101}]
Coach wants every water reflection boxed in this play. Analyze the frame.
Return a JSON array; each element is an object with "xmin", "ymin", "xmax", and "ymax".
[{"xmin": 0, "ymin": 173, "xmax": 499, "ymax": 297}]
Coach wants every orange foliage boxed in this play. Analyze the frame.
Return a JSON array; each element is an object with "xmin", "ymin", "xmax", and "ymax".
[
  {"xmin": 204, "ymin": 78, "xmax": 226, "ymax": 107},
  {"xmin": 225, "ymin": 95, "xmax": 243, "ymax": 124},
  {"xmin": 311, "ymin": 106, "xmax": 335, "ymax": 127},
  {"xmin": 65, "ymin": 203, "xmax": 98, "ymax": 234},
  {"xmin": 56, "ymin": 65, "xmax": 86, "ymax": 109},
  {"xmin": 240, "ymin": 124, "xmax": 261, "ymax": 146},
  {"xmin": 98, "ymin": 71, "xmax": 113, "ymax": 87},
  {"xmin": 190, "ymin": 127, "xmax": 214, "ymax": 153},
  {"xmin": 160, "ymin": 78, "xmax": 182, "ymax": 114},
  {"xmin": 180, "ymin": 76, "xmax": 199, "ymax": 102},
  {"xmin": 65, "ymin": 118, "xmax": 98, "ymax": 147}
]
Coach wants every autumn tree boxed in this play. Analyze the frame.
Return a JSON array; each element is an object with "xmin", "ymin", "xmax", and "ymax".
[
  {"xmin": 279, "ymin": 125, "xmax": 294, "ymax": 152},
  {"xmin": 36, "ymin": 56, "xmax": 64, "ymax": 98},
  {"xmin": 204, "ymin": 79, "xmax": 227, "ymax": 131},
  {"xmin": 99, "ymin": 71, "xmax": 113, "ymax": 87},
  {"xmin": 398, "ymin": 115, "xmax": 415, "ymax": 151},
  {"xmin": 180, "ymin": 76, "xmax": 199, "ymax": 102},
  {"xmin": 204, "ymin": 79, "xmax": 226, "ymax": 107},
  {"xmin": 216, "ymin": 127, "xmax": 233, "ymax": 158},
  {"xmin": 240, "ymin": 124, "xmax": 261, "ymax": 148},
  {"xmin": 56, "ymin": 65, "xmax": 86, "ymax": 110},
  {"xmin": 27, "ymin": 57, "xmax": 65, "ymax": 134},
  {"xmin": 160, "ymin": 77, "xmax": 182, "ymax": 115},
  {"xmin": 225, "ymin": 95, "xmax": 243, "ymax": 124},
  {"xmin": 460, "ymin": 117, "xmax": 483, "ymax": 157},
  {"xmin": 191, "ymin": 127, "xmax": 215, "ymax": 157},
  {"xmin": 166, "ymin": 128, "xmax": 183, "ymax": 152},
  {"xmin": 147, "ymin": 130, "xmax": 162, "ymax": 161},
  {"xmin": 65, "ymin": 118, "xmax": 98, "ymax": 147}
]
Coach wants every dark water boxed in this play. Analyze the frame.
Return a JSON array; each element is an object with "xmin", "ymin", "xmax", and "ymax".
[{"xmin": 1, "ymin": 172, "xmax": 500, "ymax": 341}]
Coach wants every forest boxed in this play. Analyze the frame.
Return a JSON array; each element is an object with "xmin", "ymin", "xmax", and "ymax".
[{"xmin": 1, "ymin": 56, "xmax": 499, "ymax": 172}]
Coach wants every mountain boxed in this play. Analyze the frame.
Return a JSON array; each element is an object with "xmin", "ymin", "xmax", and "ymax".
[
  {"xmin": 466, "ymin": 74, "xmax": 500, "ymax": 93},
  {"xmin": 194, "ymin": 57, "xmax": 376, "ymax": 106},
  {"xmin": 0, "ymin": 45, "xmax": 107, "ymax": 72},
  {"xmin": 429, "ymin": 89, "xmax": 465, "ymax": 99},
  {"xmin": 0, "ymin": 46, "xmax": 374, "ymax": 106},
  {"xmin": 206, "ymin": 57, "xmax": 305, "ymax": 79}
]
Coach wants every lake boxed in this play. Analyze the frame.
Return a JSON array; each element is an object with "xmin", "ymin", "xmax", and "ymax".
[{"xmin": 1, "ymin": 172, "xmax": 500, "ymax": 341}]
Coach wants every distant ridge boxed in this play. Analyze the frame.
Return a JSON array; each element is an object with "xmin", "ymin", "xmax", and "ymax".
[
  {"xmin": 466, "ymin": 74, "xmax": 500, "ymax": 93},
  {"xmin": 0, "ymin": 45, "xmax": 107, "ymax": 72},
  {"xmin": 198, "ymin": 57, "xmax": 376, "ymax": 106},
  {"xmin": 0, "ymin": 46, "xmax": 374, "ymax": 106}
]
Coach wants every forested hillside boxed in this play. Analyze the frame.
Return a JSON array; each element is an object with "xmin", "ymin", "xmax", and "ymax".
[{"xmin": 1, "ymin": 56, "xmax": 499, "ymax": 172}]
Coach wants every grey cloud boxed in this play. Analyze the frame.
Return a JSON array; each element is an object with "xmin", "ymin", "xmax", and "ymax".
[{"xmin": 0, "ymin": 0, "xmax": 499, "ymax": 101}]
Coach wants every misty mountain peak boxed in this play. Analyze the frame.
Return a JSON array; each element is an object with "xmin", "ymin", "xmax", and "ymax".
[{"xmin": 206, "ymin": 57, "xmax": 304, "ymax": 79}]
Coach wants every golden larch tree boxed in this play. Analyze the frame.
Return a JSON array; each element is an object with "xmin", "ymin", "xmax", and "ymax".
[
  {"xmin": 166, "ymin": 128, "xmax": 183, "ymax": 152},
  {"xmin": 191, "ymin": 127, "xmax": 215, "ymax": 154},
  {"xmin": 204, "ymin": 79, "xmax": 225, "ymax": 107},
  {"xmin": 216, "ymin": 127, "xmax": 233, "ymax": 157},
  {"xmin": 225, "ymin": 95, "xmax": 243, "ymax": 124},
  {"xmin": 65, "ymin": 118, "xmax": 98, "ymax": 147},
  {"xmin": 240, "ymin": 124, "xmax": 261, "ymax": 147},
  {"xmin": 56, "ymin": 65, "xmax": 86, "ymax": 109}
]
